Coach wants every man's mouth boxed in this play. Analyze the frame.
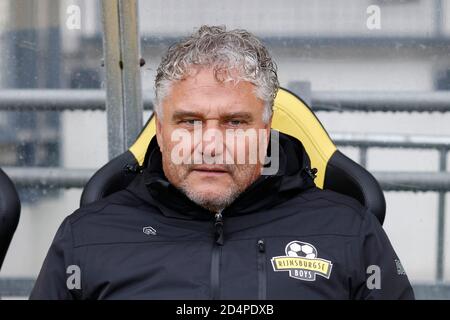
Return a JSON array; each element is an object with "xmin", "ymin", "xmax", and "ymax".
[{"xmin": 191, "ymin": 165, "xmax": 229, "ymax": 175}]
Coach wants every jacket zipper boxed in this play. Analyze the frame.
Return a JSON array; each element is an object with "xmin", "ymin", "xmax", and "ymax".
[
  {"xmin": 257, "ymin": 239, "xmax": 267, "ymax": 300},
  {"xmin": 211, "ymin": 211, "xmax": 224, "ymax": 300}
]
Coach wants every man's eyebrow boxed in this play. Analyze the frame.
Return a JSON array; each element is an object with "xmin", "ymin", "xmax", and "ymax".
[
  {"xmin": 172, "ymin": 110, "xmax": 254, "ymax": 121},
  {"xmin": 221, "ymin": 112, "xmax": 254, "ymax": 120},
  {"xmin": 171, "ymin": 110, "xmax": 205, "ymax": 120}
]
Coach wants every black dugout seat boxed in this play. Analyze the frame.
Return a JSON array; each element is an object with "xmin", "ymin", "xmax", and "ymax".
[
  {"xmin": 81, "ymin": 88, "xmax": 386, "ymax": 224},
  {"xmin": 0, "ymin": 168, "xmax": 21, "ymax": 271}
]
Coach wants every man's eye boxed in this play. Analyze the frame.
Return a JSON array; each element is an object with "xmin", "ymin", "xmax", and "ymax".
[
  {"xmin": 228, "ymin": 120, "xmax": 245, "ymax": 126},
  {"xmin": 180, "ymin": 119, "xmax": 201, "ymax": 125}
]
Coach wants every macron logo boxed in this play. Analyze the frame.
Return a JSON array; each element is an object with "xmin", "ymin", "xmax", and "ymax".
[{"xmin": 143, "ymin": 226, "xmax": 157, "ymax": 236}]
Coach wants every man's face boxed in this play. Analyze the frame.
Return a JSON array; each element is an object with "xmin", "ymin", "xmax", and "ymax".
[{"xmin": 155, "ymin": 67, "xmax": 272, "ymax": 213}]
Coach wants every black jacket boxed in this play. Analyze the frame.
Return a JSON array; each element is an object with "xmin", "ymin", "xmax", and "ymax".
[{"xmin": 30, "ymin": 132, "xmax": 415, "ymax": 300}]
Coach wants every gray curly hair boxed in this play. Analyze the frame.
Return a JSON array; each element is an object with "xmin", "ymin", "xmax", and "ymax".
[{"xmin": 154, "ymin": 25, "xmax": 279, "ymax": 123}]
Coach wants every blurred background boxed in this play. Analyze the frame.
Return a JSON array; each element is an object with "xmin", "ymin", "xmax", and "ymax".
[{"xmin": 0, "ymin": 0, "xmax": 449, "ymax": 299}]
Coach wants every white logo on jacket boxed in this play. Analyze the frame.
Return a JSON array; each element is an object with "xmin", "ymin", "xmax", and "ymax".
[{"xmin": 143, "ymin": 226, "xmax": 157, "ymax": 236}]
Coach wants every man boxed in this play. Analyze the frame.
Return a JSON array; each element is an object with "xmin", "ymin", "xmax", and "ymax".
[{"xmin": 31, "ymin": 25, "xmax": 414, "ymax": 299}]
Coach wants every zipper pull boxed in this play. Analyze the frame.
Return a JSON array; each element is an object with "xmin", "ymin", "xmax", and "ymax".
[
  {"xmin": 214, "ymin": 211, "xmax": 224, "ymax": 246},
  {"xmin": 257, "ymin": 239, "xmax": 265, "ymax": 253}
]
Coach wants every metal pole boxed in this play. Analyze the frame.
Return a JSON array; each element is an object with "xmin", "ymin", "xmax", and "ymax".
[
  {"xmin": 287, "ymin": 81, "xmax": 311, "ymax": 105},
  {"xmin": 4, "ymin": 167, "xmax": 94, "ymax": 188},
  {"xmin": 101, "ymin": 0, "xmax": 125, "ymax": 159},
  {"xmin": 3, "ymin": 168, "xmax": 450, "ymax": 191},
  {"xmin": 374, "ymin": 171, "xmax": 450, "ymax": 192},
  {"xmin": 2, "ymin": 90, "xmax": 450, "ymax": 113},
  {"xmin": 311, "ymin": 91, "xmax": 450, "ymax": 113},
  {"xmin": 101, "ymin": 0, "xmax": 143, "ymax": 159},
  {"xmin": 359, "ymin": 146, "xmax": 368, "ymax": 168},
  {"xmin": 436, "ymin": 148, "xmax": 447, "ymax": 282},
  {"xmin": 435, "ymin": 0, "xmax": 443, "ymax": 37},
  {"xmin": 118, "ymin": 0, "xmax": 143, "ymax": 150}
]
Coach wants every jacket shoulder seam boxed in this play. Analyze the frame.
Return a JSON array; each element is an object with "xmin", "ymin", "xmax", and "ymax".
[
  {"xmin": 297, "ymin": 192, "xmax": 365, "ymax": 220},
  {"xmin": 69, "ymin": 190, "xmax": 144, "ymax": 225}
]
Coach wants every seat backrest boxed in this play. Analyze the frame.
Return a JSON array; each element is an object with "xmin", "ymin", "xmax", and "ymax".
[
  {"xmin": 81, "ymin": 87, "xmax": 386, "ymax": 224},
  {"xmin": 0, "ymin": 168, "xmax": 21, "ymax": 271}
]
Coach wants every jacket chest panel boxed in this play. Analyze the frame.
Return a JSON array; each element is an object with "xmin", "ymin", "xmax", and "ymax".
[{"xmin": 79, "ymin": 230, "xmax": 352, "ymax": 299}]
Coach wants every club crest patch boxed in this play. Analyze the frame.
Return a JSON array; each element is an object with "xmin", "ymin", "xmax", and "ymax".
[{"xmin": 271, "ymin": 241, "xmax": 333, "ymax": 281}]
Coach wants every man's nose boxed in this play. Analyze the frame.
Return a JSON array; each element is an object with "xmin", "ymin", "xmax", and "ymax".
[{"xmin": 201, "ymin": 121, "xmax": 224, "ymax": 159}]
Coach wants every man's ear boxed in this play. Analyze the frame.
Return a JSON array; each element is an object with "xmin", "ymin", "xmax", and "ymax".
[{"xmin": 155, "ymin": 114, "xmax": 163, "ymax": 152}]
